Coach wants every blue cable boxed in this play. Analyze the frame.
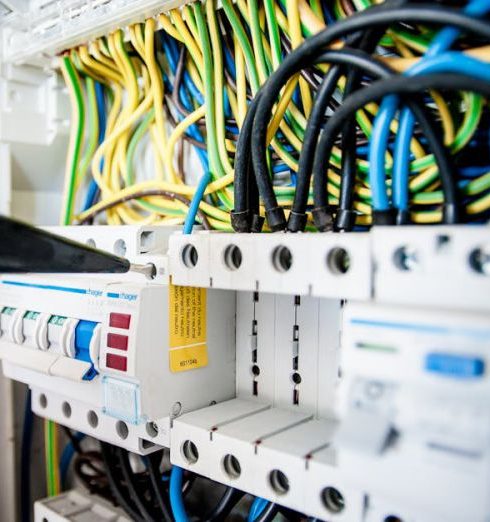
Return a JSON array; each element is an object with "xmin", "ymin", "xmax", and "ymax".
[
  {"xmin": 60, "ymin": 432, "xmax": 86, "ymax": 487},
  {"xmin": 160, "ymin": 35, "xmax": 209, "ymax": 170},
  {"xmin": 369, "ymin": 98, "xmax": 396, "ymax": 210},
  {"xmin": 83, "ymin": 81, "xmax": 106, "ymax": 212},
  {"xmin": 369, "ymin": 0, "xmax": 490, "ymax": 213},
  {"xmin": 272, "ymin": 163, "xmax": 290, "ymax": 174},
  {"xmin": 424, "ymin": 0, "xmax": 490, "ymax": 57},
  {"xmin": 392, "ymin": 53, "xmax": 490, "ymax": 210},
  {"xmin": 161, "ymin": 32, "xmax": 212, "ymax": 234},
  {"xmin": 224, "ymin": 44, "xmax": 237, "ymax": 80},
  {"xmin": 183, "ymin": 171, "xmax": 211, "ymax": 234},
  {"xmin": 169, "ymin": 466, "xmax": 189, "ymax": 522},
  {"xmin": 162, "ymin": 33, "xmax": 204, "ymax": 105},
  {"xmin": 248, "ymin": 497, "xmax": 269, "ymax": 522},
  {"xmin": 460, "ymin": 165, "xmax": 490, "ymax": 177}
]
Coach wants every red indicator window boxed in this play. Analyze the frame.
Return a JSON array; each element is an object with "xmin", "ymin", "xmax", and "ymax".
[
  {"xmin": 109, "ymin": 313, "xmax": 131, "ymax": 329},
  {"xmin": 106, "ymin": 353, "xmax": 127, "ymax": 372},
  {"xmin": 107, "ymin": 333, "xmax": 128, "ymax": 351}
]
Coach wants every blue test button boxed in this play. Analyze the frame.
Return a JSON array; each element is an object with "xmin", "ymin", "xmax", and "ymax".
[
  {"xmin": 75, "ymin": 320, "xmax": 99, "ymax": 380},
  {"xmin": 425, "ymin": 352, "xmax": 485, "ymax": 379}
]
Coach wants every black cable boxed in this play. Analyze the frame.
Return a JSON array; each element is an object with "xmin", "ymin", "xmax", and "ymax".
[
  {"xmin": 290, "ymin": 50, "xmax": 439, "ymax": 228},
  {"xmin": 73, "ymin": 450, "xmax": 111, "ymax": 499},
  {"xmin": 401, "ymin": 100, "xmax": 458, "ymax": 224},
  {"xmin": 203, "ymin": 486, "xmax": 245, "ymax": 521},
  {"xmin": 248, "ymin": 5, "xmax": 490, "ymax": 231},
  {"xmin": 287, "ymin": 41, "xmax": 360, "ymax": 231},
  {"xmin": 231, "ymin": 90, "xmax": 262, "ymax": 232},
  {"xmin": 100, "ymin": 442, "xmax": 144, "ymax": 522},
  {"xmin": 336, "ymin": 14, "xmax": 400, "ymax": 232},
  {"xmin": 311, "ymin": 73, "xmax": 490, "ymax": 228},
  {"xmin": 62, "ymin": 426, "xmax": 83, "ymax": 454},
  {"xmin": 280, "ymin": 34, "xmax": 322, "ymax": 90},
  {"xmin": 20, "ymin": 388, "xmax": 33, "ymax": 522},
  {"xmin": 117, "ymin": 448, "xmax": 156, "ymax": 522},
  {"xmin": 277, "ymin": 504, "xmax": 305, "ymax": 521},
  {"xmin": 147, "ymin": 452, "xmax": 173, "ymax": 522},
  {"xmin": 255, "ymin": 48, "xmax": 396, "ymax": 231}
]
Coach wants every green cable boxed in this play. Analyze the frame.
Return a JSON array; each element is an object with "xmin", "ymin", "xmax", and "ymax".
[
  {"xmin": 126, "ymin": 111, "xmax": 154, "ymax": 185},
  {"xmin": 124, "ymin": 111, "xmax": 192, "ymax": 218},
  {"xmin": 45, "ymin": 420, "xmax": 56, "ymax": 495},
  {"xmin": 117, "ymin": 30, "xmax": 139, "ymax": 101},
  {"xmin": 352, "ymin": 0, "xmax": 371, "ymax": 10},
  {"xmin": 264, "ymin": 0, "xmax": 282, "ymax": 70},
  {"xmin": 309, "ymin": 0, "xmax": 324, "ymax": 21},
  {"xmin": 408, "ymin": 94, "xmax": 483, "ymax": 193},
  {"xmin": 248, "ymin": 0, "xmax": 269, "ymax": 82},
  {"xmin": 466, "ymin": 172, "xmax": 490, "ymax": 196},
  {"xmin": 222, "ymin": 0, "xmax": 260, "ymax": 92},
  {"xmin": 78, "ymin": 77, "xmax": 99, "ymax": 187},
  {"xmin": 207, "ymin": 0, "xmax": 236, "ymax": 185},
  {"xmin": 412, "ymin": 172, "xmax": 490, "ymax": 205},
  {"xmin": 451, "ymin": 93, "xmax": 483, "ymax": 153},
  {"xmin": 263, "ymin": 0, "xmax": 308, "ymax": 141},
  {"xmin": 393, "ymin": 30, "xmax": 430, "ymax": 53},
  {"xmin": 62, "ymin": 56, "xmax": 85, "ymax": 226},
  {"xmin": 194, "ymin": 1, "xmax": 233, "ymax": 209},
  {"xmin": 228, "ymin": 0, "xmax": 304, "ymax": 168}
]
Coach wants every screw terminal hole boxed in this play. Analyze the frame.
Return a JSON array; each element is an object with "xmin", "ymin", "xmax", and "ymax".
[
  {"xmin": 87, "ymin": 410, "xmax": 99, "ymax": 428},
  {"xmin": 469, "ymin": 246, "xmax": 490, "ymax": 275},
  {"xmin": 182, "ymin": 244, "xmax": 198, "ymax": 268},
  {"xmin": 113, "ymin": 239, "xmax": 127, "ymax": 257},
  {"xmin": 39, "ymin": 394, "xmax": 47, "ymax": 409},
  {"xmin": 182, "ymin": 440, "xmax": 199, "ymax": 464},
  {"xmin": 116, "ymin": 421, "xmax": 129, "ymax": 440},
  {"xmin": 272, "ymin": 246, "xmax": 293, "ymax": 272},
  {"xmin": 269, "ymin": 469, "xmax": 290, "ymax": 495},
  {"xmin": 321, "ymin": 486, "xmax": 345, "ymax": 513},
  {"xmin": 223, "ymin": 245, "xmax": 242, "ymax": 270},
  {"xmin": 223, "ymin": 454, "xmax": 241, "ymax": 479},
  {"xmin": 393, "ymin": 246, "xmax": 419, "ymax": 271},
  {"xmin": 146, "ymin": 422, "xmax": 158, "ymax": 438},
  {"xmin": 62, "ymin": 401, "xmax": 72, "ymax": 418},
  {"xmin": 327, "ymin": 248, "xmax": 350, "ymax": 275}
]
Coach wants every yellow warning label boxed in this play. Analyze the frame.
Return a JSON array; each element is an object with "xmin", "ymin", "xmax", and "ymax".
[{"xmin": 168, "ymin": 283, "xmax": 207, "ymax": 373}]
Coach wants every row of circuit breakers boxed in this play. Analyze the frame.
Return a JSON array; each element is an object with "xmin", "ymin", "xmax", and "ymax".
[{"xmin": 0, "ymin": 226, "xmax": 489, "ymax": 522}]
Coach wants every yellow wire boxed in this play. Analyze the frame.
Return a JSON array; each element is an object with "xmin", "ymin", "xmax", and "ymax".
[
  {"xmin": 207, "ymin": 0, "xmax": 234, "ymax": 178},
  {"xmin": 144, "ymin": 18, "xmax": 168, "ymax": 177},
  {"xmin": 235, "ymin": 35, "xmax": 247, "ymax": 127},
  {"xmin": 166, "ymin": 105, "xmax": 206, "ymax": 183},
  {"xmin": 286, "ymin": 0, "xmax": 313, "ymax": 116},
  {"xmin": 170, "ymin": 9, "xmax": 205, "ymax": 75}
]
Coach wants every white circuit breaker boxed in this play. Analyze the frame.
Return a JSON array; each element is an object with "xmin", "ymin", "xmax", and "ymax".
[
  {"xmin": 0, "ymin": 225, "xmax": 236, "ymax": 453},
  {"xmin": 337, "ymin": 302, "xmax": 490, "ymax": 522}
]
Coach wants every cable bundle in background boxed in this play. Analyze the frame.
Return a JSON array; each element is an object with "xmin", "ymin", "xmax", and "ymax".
[{"xmin": 59, "ymin": 0, "xmax": 490, "ymax": 233}]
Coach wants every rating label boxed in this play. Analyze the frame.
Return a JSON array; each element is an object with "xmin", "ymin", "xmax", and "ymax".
[{"xmin": 168, "ymin": 283, "xmax": 207, "ymax": 373}]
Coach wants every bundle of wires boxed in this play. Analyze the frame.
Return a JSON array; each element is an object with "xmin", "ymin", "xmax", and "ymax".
[
  {"xmin": 58, "ymin": 0, "xmax": 490, "ymax": 233},
  {"xmin": 234, "ymin": 1, "xmax": 490, "ymax": 231}
]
